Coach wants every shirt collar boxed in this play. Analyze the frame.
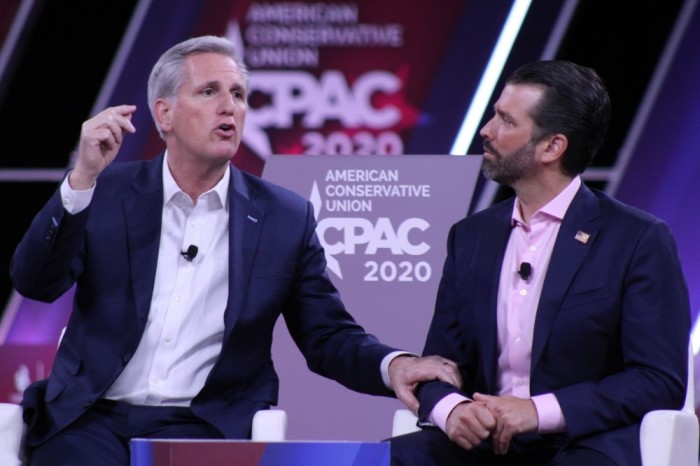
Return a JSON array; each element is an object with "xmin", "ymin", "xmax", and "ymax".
[
  {"xmin": 512, "ymin": 176, "xmax": 581, "ymax": 225},
  {"xmin": 162, "ymin": 151, "xmax": 230, "ymax": 210}
]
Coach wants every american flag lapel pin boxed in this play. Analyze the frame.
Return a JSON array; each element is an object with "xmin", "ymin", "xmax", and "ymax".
[{"xmin": 574, "ymin": 230, "xmax": 590, "ymax": 244}]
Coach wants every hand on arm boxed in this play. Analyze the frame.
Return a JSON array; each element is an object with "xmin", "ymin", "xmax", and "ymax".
[
  {"xmin": 70, "ymin": 105, "xmax": 137, "ymax": 190},
  {"xmin": 388, "ymin": 355, "xmax": 462, "ymax": 413},
  {"xmin": 472, "ymin": 393, "xmax": 538, "ymax": 455}
]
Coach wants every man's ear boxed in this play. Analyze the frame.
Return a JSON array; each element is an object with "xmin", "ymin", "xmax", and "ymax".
[
  {"xmin": 154, "ymin": 98, "xmax": 173, "ymax": 133},
  {"xmin": 540, "ymin": 134, "xmax": 568, "ymax": 164}
]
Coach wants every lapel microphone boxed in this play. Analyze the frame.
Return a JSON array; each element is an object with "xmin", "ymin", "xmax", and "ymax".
[
  {"xmin": 181, "ymin": 244, "xmax": 199, "ymax": 262},
  {"xmin": 518, "ymin": 262, "xmax": 532, "ymax": 280}
]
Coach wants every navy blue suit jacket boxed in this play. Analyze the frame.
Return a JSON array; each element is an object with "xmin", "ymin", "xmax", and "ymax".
[
  {"xmin": 417, "ymin": 183, "xmax": 690, "ymax": 465},
  {"xmin": 11, "ymin": 154, "xmax": 397, "ymax": 446}
]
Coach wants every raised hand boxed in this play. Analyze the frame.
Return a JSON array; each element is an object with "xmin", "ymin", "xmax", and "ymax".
[{"xmin": 70, "ymin": 105, "xmax": 137, "ymax": 189}]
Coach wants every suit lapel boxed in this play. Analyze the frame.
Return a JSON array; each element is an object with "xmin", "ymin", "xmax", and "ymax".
[
  {"xmin": 531, "ymin": 185, "xmax": 602, "ymax": 369},
  {"xmin": 476, "ymin": 201, "xmax": 515, "ymax": 391},
  {"xmin": 124, "ymin": 156, "xmax": 164, "ymax": 327},
  {"xmin": 224, "ymin": 167, "xmax": 265, "ymax": 341}
]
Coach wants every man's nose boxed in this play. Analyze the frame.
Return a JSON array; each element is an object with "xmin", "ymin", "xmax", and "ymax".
[
  {"xmin": 218, "ymin": 93, "xmax": 235, "ymax": 114},
  {"xmin": 479, "ymin": 117, "xmax": 494, "ymax": 139}
]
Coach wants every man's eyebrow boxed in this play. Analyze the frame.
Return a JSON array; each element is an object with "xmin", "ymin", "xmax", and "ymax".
[
  {"xmin": 494, "ymin": 106, "xmax": 511, "ymax": 120},
  {"xmin": 197, "ymin": 80, "xmax": 247, "ymax": 95}
]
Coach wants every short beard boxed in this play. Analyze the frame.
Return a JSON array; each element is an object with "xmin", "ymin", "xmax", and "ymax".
[{"xmin": 481, "ymin": 139, "xmax": 538, "ymax": 186}]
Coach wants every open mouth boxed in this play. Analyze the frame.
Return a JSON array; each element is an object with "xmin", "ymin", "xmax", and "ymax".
[{"xmin": 216, "ymin": 123, "xmax": 235, "ymax": 138}]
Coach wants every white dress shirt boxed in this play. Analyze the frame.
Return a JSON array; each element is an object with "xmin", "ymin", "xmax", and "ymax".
[{"xmin": 62, "ymin": 154, "xmax": 230, "ymax": 406}]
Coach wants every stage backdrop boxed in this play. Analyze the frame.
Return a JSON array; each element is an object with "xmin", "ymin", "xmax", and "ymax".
[
  {"xmin": 1, "ymin": 0, "xmax": 546, "ymax": 442},
  {"xmin": 2, "ymin": 0, "xmax": 515, "ymax": 345},
  {"xmin": 263, "ymin": 154, "xmax": 482, "ymax": 440}
]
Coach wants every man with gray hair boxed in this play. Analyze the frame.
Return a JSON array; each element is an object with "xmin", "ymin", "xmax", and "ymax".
[{"xmin": 11, "ymin": 35, "xmax": 460, "ymax": 465}]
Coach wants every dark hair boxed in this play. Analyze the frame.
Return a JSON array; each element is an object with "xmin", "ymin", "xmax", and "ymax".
[{"xmin": 506, "ymin": 60, "xmax": 611, "ymax": 176}]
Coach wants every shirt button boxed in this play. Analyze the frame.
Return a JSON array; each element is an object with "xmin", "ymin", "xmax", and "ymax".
[
  {"xmin": 520, "ymin": 289, "xmax": 527, "ymax": 296},
  {"xmin": 164, "ymin": 337, "xmax": 172, "ymax": 343},
  {"xmin": 529, "ymin": 245, "xmax": 536, "ymax": 252},
  {"xmin": 514, "ymin": 336, "xmax": 521, "ymax": 343},
  {"xmin": 175, "ymin": 296, "xmax": 181, "ymax": 302}
]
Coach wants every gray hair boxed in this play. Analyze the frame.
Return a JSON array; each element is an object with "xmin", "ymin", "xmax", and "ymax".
[{"xmin": 147, "ymin": 35, "xmax": 249, "ymax": 138}]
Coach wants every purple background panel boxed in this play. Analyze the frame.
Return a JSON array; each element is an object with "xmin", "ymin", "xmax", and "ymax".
[{"xmin": 262, "ymin": 154, "xmax": 482, "ymax": 441}]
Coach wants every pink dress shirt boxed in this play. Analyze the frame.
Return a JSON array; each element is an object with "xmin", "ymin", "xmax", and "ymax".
[{"xmin": 430, "ymin": 177, "xmax": 582, "ymax": 434}]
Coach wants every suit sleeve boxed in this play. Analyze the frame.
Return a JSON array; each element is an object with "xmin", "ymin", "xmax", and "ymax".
[
  {"xmin": 11, "ymin": 187, "xmax": 89, "ymax": 302},
  {"xmin": 416, "ymin": 224, "xmax": 473, "ymax": 419},
  {"xmin": 282, "ymin": 201, "xmax": 398, "ymax": 396}
]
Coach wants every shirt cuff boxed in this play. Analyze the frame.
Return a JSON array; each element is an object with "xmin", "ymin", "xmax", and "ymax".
[
  {"xmin": 380, "ymin": 351, "xmax": 415, "ymax": 389},
  {"xmin": 60, "ymin": 172, "xmax": 95, "ymax": 214},
  {"xmin": 531, "ymin": 393, "xmax": 566, "ymax": 433},
  {"xmin": 429, "ymin": 393, "xmax": 470, "ymax": 431}
]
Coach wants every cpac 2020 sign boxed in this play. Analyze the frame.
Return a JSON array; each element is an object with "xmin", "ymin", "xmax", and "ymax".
[
  {"xmin": 247, "ymin": 71, "xmax": 404, "ymax": 156},
  {"xmin": 263, "ymin": 154, "xmax": 482, "ymax": 320},
  {"xmin": 222, "ymin": 0, "xmax": 469, "ymax": 172},
  {"xmin": 310, "ymin": 168, "xmax": 432, "ymax": 281}
]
